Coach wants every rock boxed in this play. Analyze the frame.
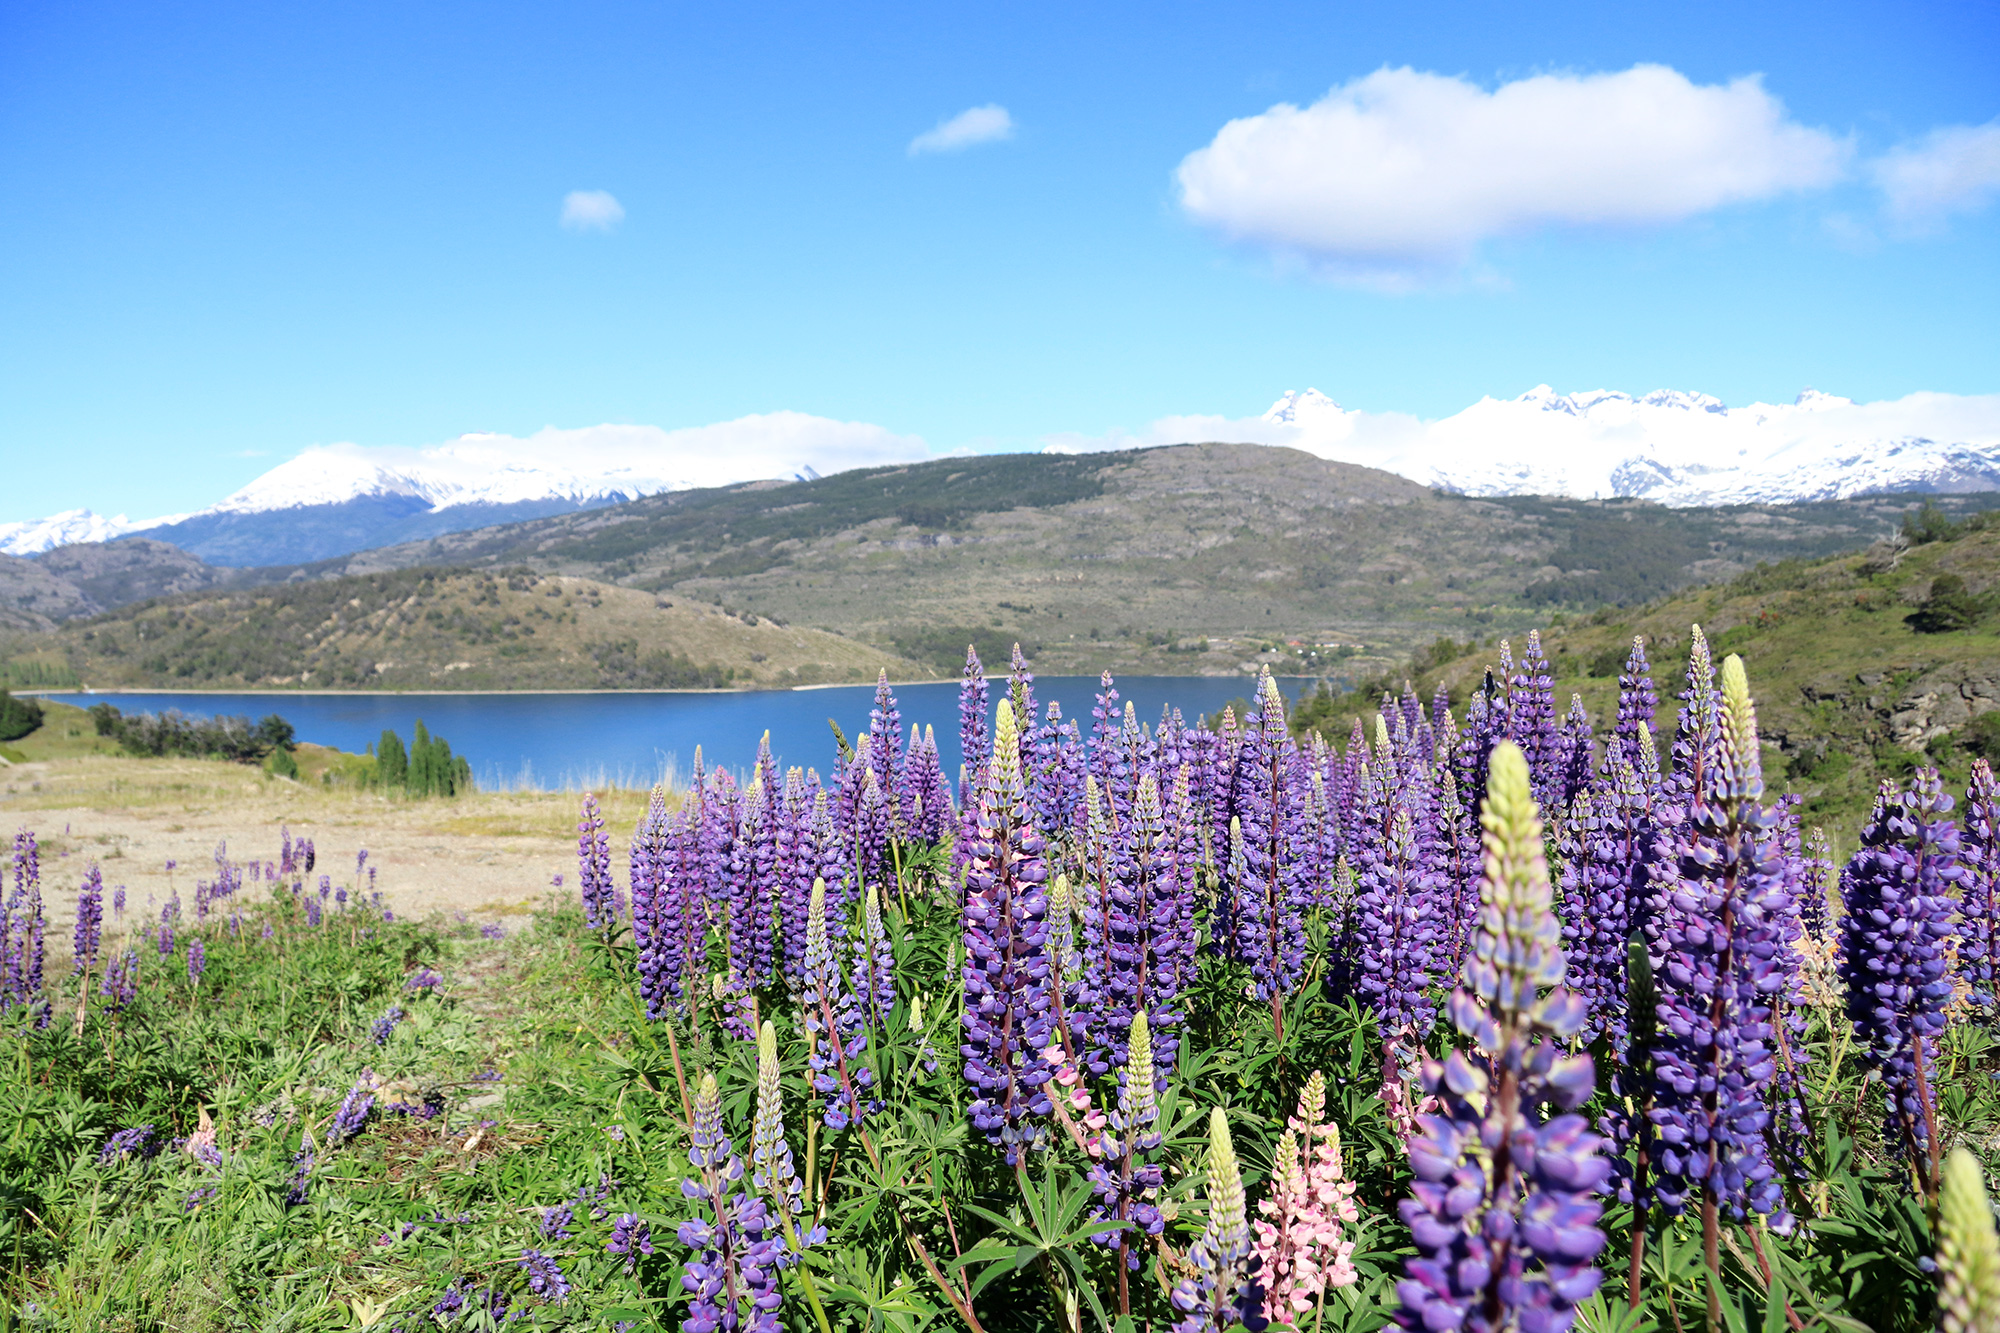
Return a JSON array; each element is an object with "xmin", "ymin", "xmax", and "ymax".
[{"xmin": 1889, "ymin": 662, "xmax": 2000, "ymax": 747}]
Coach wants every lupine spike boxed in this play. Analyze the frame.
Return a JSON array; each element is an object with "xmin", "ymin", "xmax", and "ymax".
[
  {"xmin": 1939, "ymin": 1147, "xmax": 2000, "ymax": 1333},
  {"xmin": 1171, "ymin": 1106, "xmax": 1265, "ymax": 1333},
  {"xmin": 1394, "ymin": 742, "xmax": 1608, "ymax": 1333}
]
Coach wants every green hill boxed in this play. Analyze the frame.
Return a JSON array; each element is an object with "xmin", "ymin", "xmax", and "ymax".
[
  {"xmin": 8, "ymin": 566, "xmax": 925, "ymax": 691},
  {"xmin": 1298, "ymin": 509, "xmax": 2000, "ymax": 833},
  {"xmin": 313, "ymin": 442, "xmax": 1991, "ymax": 677}
]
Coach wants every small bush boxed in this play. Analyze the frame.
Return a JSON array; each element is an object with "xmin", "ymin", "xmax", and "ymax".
[{"xmin": 0, "ymin": 689, "xmax": 44, "ymax": 742}]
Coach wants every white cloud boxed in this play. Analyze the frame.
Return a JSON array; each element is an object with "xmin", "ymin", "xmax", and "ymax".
[
  {"xmin": 560, "ymin": 190, "xmax": 625, "ymax": 232},
  {"xmin": 1176, "ymin": 65, "xmax": 1848, "ymax": 285},
  {"xmin": 1872, "ymin": 119, "xmax": 2000, "ymax": 231},
  {"xmin": 908, "ymin": 104, "xmax": 1014, "ymax": 156}
]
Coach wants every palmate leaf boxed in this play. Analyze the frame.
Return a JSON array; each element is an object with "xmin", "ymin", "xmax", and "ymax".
[{"xmin": 953, "ymin": 1158, "xmax": 1126, "ymax": 1331}]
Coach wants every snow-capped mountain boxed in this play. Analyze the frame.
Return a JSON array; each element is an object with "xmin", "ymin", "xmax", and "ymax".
[
  {"xmin": 0, "ymin": 508, "xmax": 187, "ymax": 556},
  {"xmin": 1, "ymin": 414, "xmax": 928, "ymax": 564},
  {"xmin": 7, "ymin": 389, "xmax": 1998, "ymax": 565},
  {"xmin": 1260, "ymin": 385, "xmax": 2000, "ymax": 504}
]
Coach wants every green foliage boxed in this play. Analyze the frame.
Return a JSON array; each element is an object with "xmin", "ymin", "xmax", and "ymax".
[
  {"xmin": 891, "ymin": 626, "xmax": 1035, "ymax": 677},
  {"xmin": 264, "ymin": 744, "xmax": 299, "ymax": 779},
  {"xmin": 0, "ymin": 656, "xmax": 81, "ymax": 689},
  {"xmin": 0, "ymin": 687, "xmax": 44, "ymax": 742},
  {"xmin": 587, "ymin": 638, "xmax": 736, "ymax": 689},
  {"xmin": 81, "ymin": 702, "xmax": 294, "ymax": 763},
  {"xmin": 1964, "ymin": 712, "xmax": 2000, "ymax": 764},
  {"xmin": 371, "ymin": 721, "xmax": 474, "ymax": 796},
  {"xmin": 1909, "ymin": 573, "xmax": 1987, "ymax": 633},
  {"xmin": 1901, "ymin": 499, "xmax": 1996, "ymax": 545}
]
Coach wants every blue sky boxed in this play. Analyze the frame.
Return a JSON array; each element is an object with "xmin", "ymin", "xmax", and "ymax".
[{"xmin": 2, "ymin": 0, "xmax": 1997, "ymax": 520}]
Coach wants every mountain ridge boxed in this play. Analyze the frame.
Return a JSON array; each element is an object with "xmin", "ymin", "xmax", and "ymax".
[{"xmin": 7, "ymin": 384, "xmax": 1997, "ymax": 564}]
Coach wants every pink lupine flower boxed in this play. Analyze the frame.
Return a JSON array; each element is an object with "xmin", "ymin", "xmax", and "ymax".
[{"xmin": 1253, "ymin": 1071, "xmax": 1361, "ymax": 1319}]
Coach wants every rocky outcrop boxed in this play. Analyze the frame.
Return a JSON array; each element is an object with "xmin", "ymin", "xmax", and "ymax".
[{"xmin": 1890, "ymin": 662, "xmax": 2000, "ymax": 747}]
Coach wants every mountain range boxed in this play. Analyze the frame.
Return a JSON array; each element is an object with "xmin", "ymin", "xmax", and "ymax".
[
  {"xmin": 11, "ymin": 443, "xmax": 1996, "ymax": 685},
  {"xmin": 5, "ymin": 385, "xmax": 1996, "ymax": 567}
]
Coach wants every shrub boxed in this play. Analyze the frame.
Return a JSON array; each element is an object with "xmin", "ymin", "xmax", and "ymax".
[{"xmin": 0, "ymin": 689, "xmax": 44, "ymax": 742}]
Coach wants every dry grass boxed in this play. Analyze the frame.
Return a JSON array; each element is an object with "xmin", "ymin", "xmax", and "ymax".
[{"xmin": 1, "ymin": 730, "xmax": 663, "ymax": 964}]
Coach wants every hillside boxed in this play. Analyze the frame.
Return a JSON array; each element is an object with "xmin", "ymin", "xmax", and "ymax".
[
  {"xmin": 0, "ymin": 539, "xmax": 243, "ymax": 633},
  {"xmin": 313, "ymin": 442, "xmax": 1995, "ymax": 675},
  {"xmin": 4, "ymin": 566, "xmax": 925, "ymax": 691},
  {"xmin": 1301, "ymin": 510, "xmax": 2000, "ymax": 833}
]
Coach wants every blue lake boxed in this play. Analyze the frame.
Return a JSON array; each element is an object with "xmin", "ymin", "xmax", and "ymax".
[{"xmin": 45, "ymin": 677, "xmax": 1316, "ymax": 792}]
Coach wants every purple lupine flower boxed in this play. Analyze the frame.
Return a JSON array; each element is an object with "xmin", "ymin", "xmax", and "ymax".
[
  {"xmin": 1354, "ymin": 789, "xmax": 1442, "ymax": 1048},
  {"xmin": 1007, "ymin": 642, "xmax": 1037, "ymax": 744},
  {"xmin": 186, "ymin": 939, "xmax": 206, "ymax": 985},
  {"xmin": 302, "ymin": 839, "xmax": 315, "ymax": 873},
  {"xmin": 677, "ymin": 1072, "xmax": 785, "ymax": 1333},
  {"xmin": 519, "ymin": 1248, "xmax": 571, "ymax": 1304},
  {"xmin": 73, "ymin": 863, "xmax": 104, "ymax": 975},
  {"xmin": 405, "ymin": 966, "xmax": 441, "ymax": 992},
  {"xmin": 1649, "ymin": 654, "xmax": 1795, "ymax": 1229},
  {"xmin": 1227, "ymin": 672, "xmax": 1307, "ymax": 1033},
  {"xmin": 960, "ymin": 645, "xmax": 991, "ymax": 783},
  {"xmin": 318, "ymin": 874, "xmax": 331, "ymax": 902},
  {"xmin": 540, "ymin": 1204, "xmax": 574, "ymax": 1239},
  {"xmin": 1028, "ymin": 703, "xmax": 1088, "ymax": 854},
  {"xmin": 480, "ymin": 921, "xmax": 505, "ymax": 939},
  {"xmin": 801, "ymin": 878, "xmax": 876, "ymax": 1129},
  {"xmin": 1615, "ymin": 636, "xmax": 1659, "ymax": 771},
  {"xmin": 285, "ymin": 1132, "xmax": 315, "ymax": 1206},
  {"xmin": 852, "ymin": 884, "xmax": 897, "ymax": 1030},
  {"xmin": 867, "ymin": 671, "xmax": 907, "ymax": 833},
  {"xmin": 1961, "ymin": 761, "xmax": 1999, "ymax": 1017},
  {"xmin": 1558, "ymin": 751, "xmax": 1653, "ymax": 1056},
  {"xmin": 158, "ymin": 919, "xmax": 177, "ymax": 956},
  {"xmin": 330, "ymin": 1073, "xmax": 377, "ymax": 1144},
  {"xmin": 5, "ymin": 829, "xmax": 46, "ymax": 1010},
  {"xmin": 1432, "ymin": 767, "xmax": 1483, "ymax": 984},
  {"xmin": 901, "ymin": 724, "xmax": 954, "ymax": 843},
  {"xmin": 1841, "ymin": 768, "xmax": 1963, "ymax": 1187},
  {"xmin": 302, "ymin": 895, "xmax": 321, "ymax": 928},
  {"xmin": 113, "ymin": 883, "xmax": 125, "ymax": 917},
  {"xmin": 716, "ymin": 774, "xmax": 776, "ymax": 1033},
  {"xmin": 1088, "ymin": 1011, "xmax": 1166, "ymax": 1276},
  {"xmin": 962, "ymin": 699, "xmax": 1055, "ymax": 1163},
  {"xmin": 1088, "ymin": 672, "xmax": 1136, "ymax": 825},
  {"xmin": 1507, "ymin": 631, "xmax": 1560, "ymax": 809},
  {"xmin": 372, "ymin": 1006, "xmax": 406, "ymax": 1046},
  {"xmin": 774, "ymin": 768, "xmax": 815, "ymax": 996},
  {"xmin": 1664, "ymin": 626, "xmax": 1722, "ymax": 809},
  {"xmin": 608, "ymin": 1212, "xmax": 655, "ymax": 1273},
  {"xmin": 1799, "ymin": 824, "xmax": 1836, "ymax": 941},
  {"xmin": 100, "ymin": 949, "xmax": 138, "ymax": 1010},
  {"xmin": 578, "ymin": 792, "xmax": 614, "ymax": 929},
  {"xmin": 98, "ymin": 1123, "xmax": 161, "ymax": 1162},
  {"xmin": 630, "ymin": 785, "xmax": 675, "ymax": 1018},
  {"xmin": 1081, "ymin": 770, "xmax": 1197, "ymax": 1083},
  {"xmin": 1553, "ymin": 693, "xmax": 1595, "ymax": 812},
  {"xmin": 1394, "ymin": 742, "xmax": 1608, "ymax": 1333}
]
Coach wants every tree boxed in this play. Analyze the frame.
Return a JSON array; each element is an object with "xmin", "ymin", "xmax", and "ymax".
[
  {"xmin": 0, "ymin": 690, "xmax": 44, "ymax": 743},
  {"xmin": 1910, "ymin": 572, "xmax": 1981, "ymax": 634},
  {"xmin": 376, "ymin": 729, "xmax": 408, "ymax": 790}
]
